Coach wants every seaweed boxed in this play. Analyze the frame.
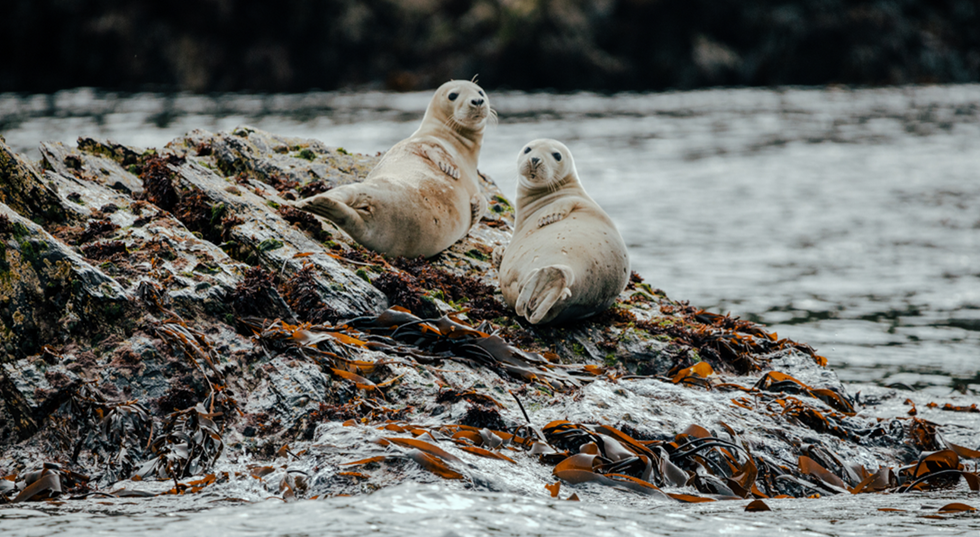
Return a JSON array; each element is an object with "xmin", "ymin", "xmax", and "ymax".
[
  {"xmin": 278, "ymin": 262, "xmax": 340, "ymax": 324},
  {"xmin": 299, "ymin": 181, "xmax": 331, "ymax": 198},
  {"xmin": 381, "ymin": 256, "xmax": 508, "ymax": 321},
  {"xmin": 173, "ymin": 193, "xmax": 242, "ymax": 245},
  {"xmin": 81, "ymin": 240, "xmax": 128, "ymax": 261},
  {"xmin": 229, "ymin": 266, "xmax": 295, "ymax": 322},
  {"xmin": 137, "ymin": 404, "xmax": 224, "ymax": 482},
  {"xmin": 278, "ymin": 205, "xmax": 330, "ymax": 242},
  {"xmin": 78, "ymin": 219, "xmax": 119, "ymax": 243},
  {"xmin": 139, "ymin": 153, "xmax": 186, "ymax": 210}
]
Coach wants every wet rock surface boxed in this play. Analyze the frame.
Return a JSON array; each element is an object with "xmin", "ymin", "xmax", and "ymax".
[{"xmin": 1, "ymin": 128, "xmax": 977, "ymax": 507}]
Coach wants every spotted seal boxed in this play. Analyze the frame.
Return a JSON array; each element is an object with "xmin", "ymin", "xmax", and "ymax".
[
  {"xmin": 497, "ymin": 139, "xmax": 630, "ymax": 324},
  {"xmin": 297, "ymin": 80, "xmax": 491, "ymax": 258}
]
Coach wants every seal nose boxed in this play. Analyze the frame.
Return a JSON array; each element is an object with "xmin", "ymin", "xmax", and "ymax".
[
  {"xmin": 531, "ymin": 157, "xmax": 540, "ymax": 165},
  {"xmin": 471, "ymin": 98, "xmax": 484, "ymax": 106}
]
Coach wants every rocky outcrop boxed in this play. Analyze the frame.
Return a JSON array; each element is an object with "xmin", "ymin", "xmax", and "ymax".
[{"xmin": 1, "ymin": 128, "xmax": 977, "ymax": 505}]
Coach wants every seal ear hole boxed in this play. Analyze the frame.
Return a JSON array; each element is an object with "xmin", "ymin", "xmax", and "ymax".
[
  {"xmin": 448, "ymin": 92, "xmax": 459, "ymax": 101},
  {"xmin": 523, "ymin": 147, "xmax": 531, "ymax": 154},
  {"xmin": 552, "ymin": 152, "xmax": 562, "ymax": 161}
]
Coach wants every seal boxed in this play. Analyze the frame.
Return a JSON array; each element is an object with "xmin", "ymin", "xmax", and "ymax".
[
  {"xmin": 497, "ymin": 139, "xmax": 630, "ymax": 325},
  {"xmin": 296, "ymin": 80, "xmax": 491, "ymax": 258}
]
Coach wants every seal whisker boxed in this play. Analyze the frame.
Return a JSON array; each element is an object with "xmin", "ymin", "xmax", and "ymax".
[
  {"xmin": 487, "ymin": 108, "xmax": 499, "ymax": 128},
  {"xmin": 444, "ymin": 115, "xmax": 463, "ymax": 134}
]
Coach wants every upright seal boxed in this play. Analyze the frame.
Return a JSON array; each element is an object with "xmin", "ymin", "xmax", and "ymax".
[
  {"xmin": 497, "ymin": 139, "xmax": 630, "ymax": 325},
  {"xmin": 296, "ymin": 80, "xmax": 491, "ymax": 258}
]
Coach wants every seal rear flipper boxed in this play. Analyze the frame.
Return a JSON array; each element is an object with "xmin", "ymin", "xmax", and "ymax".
[
  {"xmin": 491, "ymin": 244, "xmax": 507, "ymax": 269},
  {"xmin": 469, "ymin": 193, "xmax": 488, "ymax": 230},
  {"xmin": 295, "ymin": 191, "xmax": 367, "ymax": 237},
  {"xmin": 515, "ymin": 265, "xmax": 574, "ymax": 325}
]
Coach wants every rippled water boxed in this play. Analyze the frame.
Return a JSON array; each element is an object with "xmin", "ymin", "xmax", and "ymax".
[
  {"xmin": 2, "ymin": 86, "xmax": 978, "ymax": 535},
  {"xmin": 3, "ymin": 85, "xmax": 978, "ymax": 389},
  {"xmin": 3, "ymin": 482, "xmax": 980, "ymax": 536}
]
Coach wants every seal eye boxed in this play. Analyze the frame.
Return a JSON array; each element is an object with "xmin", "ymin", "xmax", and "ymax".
[
  {"xmin": 478, "ymin": 90, "xmax": 484, "ymax": 96},
  {"xmin": 448, "ymin": 92, "xmax": 459, "ymax": 101},
  {"xmin": 552, "ymin": 152, "xmax": 562, "ymax": 161},
  {"xmin": 523, "ymin": 147, "xmax": 531, "ymax": 154}
]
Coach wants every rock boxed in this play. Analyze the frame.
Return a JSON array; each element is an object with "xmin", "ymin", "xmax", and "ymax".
[
  {"xmin": 0, "ymin": 201, "xmax": 129, "ymax": 364},
  {"xmin": 39, "ymin": 141, "xmax": 249, "ymax": 316},
  {"xmin": 0, "ymin": 137, "xmax": 67, "ymax": 226},
  {"xmin": 0, "ymin": 127, "xmax": 974, "ymax": 505}
]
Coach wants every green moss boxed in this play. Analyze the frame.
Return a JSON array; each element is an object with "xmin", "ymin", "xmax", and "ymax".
[
  {"xmin": 193, "ymin": 264, "xmax": 221, "ymax": 274},
  {"xmin": 18, "ymin": 239, "xmax": 47, "ymax": 264},
  {"xmin": 336, "ymin": 147, "xmax": 350, "ymax": 156},
  {"xmin": 491, "ymin": 195, "xmax": 513, "ymax": 214},
  {"xmin": 104, "ymin": 302, "xmax": 125, "ymax": 320},
  {"xmin": 210, "ymin": 202, "xmax": 227, "ymax": 225},
  {"xmin": 11, "ymin": 222, "xmax": 30, "ymax": 240},
  {"xmin": 355, "ymin": 268, "xmax": 371, "ymax": 282},
  {"xmin": 265, "ymin": 200, "xmax": 280, "ymax": 209},
  {"xmin": 429, "ymin": 289, "xmax": 446, "ymax": 301},
  {"xmin": 637, "ymin": 282, "xmax": 662, "ymax": 297},
  {"xmin": 604, "ymin": 352, "xmax": 617, "ymax": 366},
  {"xmin": 256, "ymin": 238, "xmax": 284, "ymax": 252},
  {"xmin": 465, "ymin": 249, "xmax": 487, "ymax": 261},
  {"xmin": 0, "ymin": 242, "xmax": 8, "ymax": 279},
  {"xmin": 571, "ymin": 342, "xmax": 585, "ymax": 356},
  {"xmin": 298, "ymin": 149, "xmax": 316, "ymax": 161}
]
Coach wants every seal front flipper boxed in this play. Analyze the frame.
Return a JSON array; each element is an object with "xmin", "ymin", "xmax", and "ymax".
[
  {"xmin": 515, "ymin": 265, "xmax": 574, "ymax": 325},
  {"xmin": 420, "ymin": 144, "xmax": 460, "ymax": 180},
  {"xmin": 537, "ymin": 199, "xmax": 578, "ymax": 228},
  {"xmin": 469, "ymin": 193, "xmax": 487, "ymax": 229}
]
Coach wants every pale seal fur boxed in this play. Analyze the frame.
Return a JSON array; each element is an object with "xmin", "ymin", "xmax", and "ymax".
[
  {"xmin": 497, "ymin": 139, "xmax": 630, "ymax": 325},
  {"xmin": 296, "ymin": 80, "xmax": 491, "ymax": 258}
]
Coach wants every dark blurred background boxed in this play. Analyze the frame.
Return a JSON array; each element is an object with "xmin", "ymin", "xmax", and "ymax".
[{"xmin": 2, "ymin": 0, "xmax": 979, "ymax": 93}]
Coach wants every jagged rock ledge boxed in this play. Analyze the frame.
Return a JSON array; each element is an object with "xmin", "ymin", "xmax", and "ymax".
[{"xmin": 1, "ymin": 128, "xmax": 977, "ymax": 505}]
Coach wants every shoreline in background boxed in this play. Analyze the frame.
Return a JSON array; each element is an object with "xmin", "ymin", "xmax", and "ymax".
[{"xmin": 2, "ymin": 0, "xmax": 979, "ymax": 94}]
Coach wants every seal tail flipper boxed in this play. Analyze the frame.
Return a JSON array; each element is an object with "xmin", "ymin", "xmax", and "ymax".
[
  {"xmin": 515, "ymin": 265, "xmax": 574, "ymax": 325},
  {"xmin": 295, "ymin": 189, "xmax": 366, "ymax": 237}
]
